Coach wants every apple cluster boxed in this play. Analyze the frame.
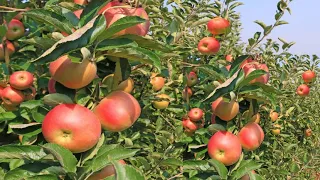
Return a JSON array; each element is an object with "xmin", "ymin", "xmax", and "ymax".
[
  {"xmin": 296, "ymin": 70, "xmax": 316, "ymax": 97},
  {"xmin": 149, "ymin": 73, "xmax": 171, "ymax": 110}
]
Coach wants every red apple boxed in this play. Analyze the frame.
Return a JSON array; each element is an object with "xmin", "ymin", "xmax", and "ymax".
[
  {"xmin": 198, "ymin": 37, "xmax": 220, "ymax": 55},
  {"xmin": 42, "ymin": 104, "xmax": 101, "ymax": 153},
  {"xmin": 211, "ymin": 97, "xmax": 239, "ymax": 121},
  {"xmin": 226, "ymin": 55, "xmax": 233, "ymax": 62},
  {"xmin": 240, "ymin": 58, "xmax": 254, "ymax": 68},
  {"xmin": 302, "ymin": 70, "xmax": 316, "ymax": 83},
  {"xmin": 150, "ymin": 73, "xmax": 165, "ymax": 91},
  {"xmin": 74, "ymin": 9, "xmax": 83, "ymax": 19},
  {"xmin": 0, "ymin": 41, "xmax": 16, "ymax": 60},
  {"xmin": 188, "ymin": 108, "xmax": 203, "ymax": 122},
  {"xmin": 238, "ymin": 122, "xmax": 264, "ymax": 151},
  {"xmin": 207, "ymin": 17, "xmax": 230, "ymax": 35},
  {"xmin": 208, "ymin": 131, "xmax": 242, "ymax": 166},
  {"xmin": 182, "ymin": 117, "xmax": 199, "ymax": 133},
  {"xmin": 74, "ymin": 0, "xmax": 88, "ymax": 5},
  {"xmin": 305, "ymin": 129, "xmax": 312, "ymax": 137},
  {"xmin": 1, "ymin": 86, "xmax": 25, "ymax": 106},
  {"xmin": 6, "ymin": 19, "xmax": 25, "ymax": 40},
  {"xmin": 0, "ymin": 86, "xmax": 4, "ymax": 98},
  {"xmin": 242, "ymin": 62, "xmax": 269, "ymax": 84},
  {"xmin": 187, "ymin": 71, "xmax": 198, "ymax": 87},
  {"xmin": 269, "ymin": 111, "xmax": 278, "ymax": 122},
  {"xmin": 88, "ymin": 160, "xmax": 126, "ymax": 180},
  {"xmin": 182, "ymin": 87, "xmax": 192, "ymax": 100},
  {"xmin": 48, "ymin": 78, "xmax": 57, "ymax": 94},
  {"xmin": 93, "ymin": 91, "xmax": 141, "ymax": 132},
  {"xmin": 9, "ymin": 71, "xmax": 34, "ymax": 90},
  {"xmin": 296, "ymin": 84, "xmax": 310, "ymax": 97}
]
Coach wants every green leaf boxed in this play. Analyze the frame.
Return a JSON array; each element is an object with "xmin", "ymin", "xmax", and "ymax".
[
  {"xmin": 183, "ymin": 160, "xmax": 210, "ymax": 170},
  {"xmin": 208, "ymin": 159, "xmax": 228, "ymax": 179},
  {"xmin": 9, "ymin": 123, "xmax": 42, "ymax": 137},
  {"xmin": 254, "ymin": 20, "xmax": 267, "ymax": 30},
  {"xmin": 0, "ymin": 25, "xmax": 7, "ymax": 40},
  {"xmin": 229, "ymin": 55, "xmax": 249, "ymax": 76},
  {"xmin": 20, "ymin": 100, "xmax": 43, "ymax": 110},
  {"xmin": 0, "ymin": 112, "xmax": 18, "ymax": 122},
  {"xmin": 0, "ymin": 145, "xmax": 46, "ymax": 160},
  {"xmin": 208, "ymin": 124, "xmax": 226, "ymax": 134},
  {"xmin": 230, "ymin": 160, "xmax": 262, "ymax": 180},
  {"xmin": 81, "ymin": 134, "xmax": 105, "ymax": 165},
  {"xmin": 161, "ymin": 158, "xmax": 183, "ymax": 166},
  {"xmin": 275, "ymin": 20, "xmax": 289, "ymax": 26},
  {"xmin": 19, "ymin": 37, "xmax": 57, "ymax": 50},
  {"xmin": 42, "ymin": 143, "xmax": 78, "ymax": 173},
  {"xmin": 198, "ymin": 65, "xmax": 227, "ymax": 82},
  {"xmin": 96, "ymin": 38, "xmax": 138, "ymax": 51},
  {"xmin": 43, "ymin": 93, "xmax": 74, "ymax": 107},
  {"xmin": 236, "ymin": 70, "xmax": 267, "ymax": 89},
  {"xmin": 114, "ymin": 162, "xmax": 145, "ymax": 180}
]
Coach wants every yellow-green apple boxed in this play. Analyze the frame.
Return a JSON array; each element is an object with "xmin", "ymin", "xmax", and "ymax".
[
  {"xmin": 48, "ymin": 78, "xmax": 56, "ymax": 94},
  {"xmin": 88, "ymin": 160, "xmax": 126, "ymax": 180},
  {"xmin": 207, "ymin": 17, "xmax": 230, "ymax": 35},
  {"xmin": 242, "ymin": 62, "xmax": 269, "ymax": 84},
  {"xmin": 188, "ymin": 108, "xmax": 203, "ymax": 122},
  {"xmin": 1, "ymin": 86, "xmax": 25, "ymax": 106},
  {"xmin": 93, "ymin": 91, "xmax": 141, "ymax": 132},
  {"xmin": 49, "ymin": 55, "xmax": 97, "ymax": 89},
  {"xmin": 302, "ymin": 70, "xmax": 316, "ymax": 83},
  {"xmin": 9, "ymin": 71, "xmax": 34, "ymax": 90},
  {"xmin": 150, "ymin": 73, "xmax": 165, "ymax": 91},
  {"xmin": 182, "ymin": 117, "xmax": 199, "ymax": 133},
  {"xmin": 238, "ymin": 122, "xmax": 264, "ymax": 151},
  {"xmin": 269, "ymin": 111, "xmax": 278, "ymax": 122},
  {"xmin": 305, "ymin": 128, "xmax": 312, "ymax": 137},
  {"xmin": 182, "ymin": 87, "xmax": 192, "ymax": 100},
  {"xmin": 296, "ymin": 84, "xmax": 310, "ymax": 97},
  {"xmin": 211, "ymin": 114, "xmax": 216, "ymax": 124},
  {"xmin": 116, "ymin": 77, "xmax": 134, "ymax": 93},
  {"xmin": 73, "ymin": 9, "xmax": 83, "ymax": 19},
  {"xmin": 198, "ymin": 37, "xmax": 220, "ymax": 55},
  {"xmin": 271, "ymin": 124, "xmax": 281, "ymax": 135},
  {"xmin": 98, "ymin": 1, "xmax": 150, "ymax": 36},
  {"xmin": 152, "ymin": 94, "xmax": 170, "ymax": 109},
  {"xmin": 207, "ymin": 131, "xmax": 242, "ymax": 166},
  {"xmin": 0, "ymin": 41, "xmax": 15, "ymax": 60},
  {"xmin": 241, "ymin": 170, "xmax": 256, "ymax": 180},
  {"xmin": 74, "ymin": 0, "xmax": 88, "ymax": 5},
  {"xmin": 211, "ymin": 97, "xmax": 239, "ymax": 121},
  {"xmin": 250, "ymin": 113, "xmax": 261, "ymax": 124},
  {"xmin": 6, "ymin": 19, "xmax": 25, "ymax": 40},
  {"xmin": 187, "ymin": 71, "xmax": 198, "ymax": 87},
  {"xmin": 42, "ymin": 104, "xmax": 101, "ymax": 153}
]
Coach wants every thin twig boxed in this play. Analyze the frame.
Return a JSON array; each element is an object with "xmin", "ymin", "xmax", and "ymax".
[{"xmin": 0, "ymin": 6, "xmax": 28, "ymax": 12}]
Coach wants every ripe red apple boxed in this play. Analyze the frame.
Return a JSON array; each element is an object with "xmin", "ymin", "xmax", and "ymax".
[
  {"xmin": 1, "ymin": 86, "xmax": 25, "ymax": 106},
  {"xmin": 93, "ymin": 91, "xmax": 141, "ymax": 132},
  {"xmin": 241, "ymin": 170, "xmax": 256, "ymax": 180},
  {"xmin": 6, "ymin": 19, "xmax": 25, "ymax": 40},
  {"xmin": 271, "ymin": 124, "xmax": 281, "ymax": 135},
  {"xmin": 240, "ymin": 58, "xmax": 254, "ymax": 68},
  {"xmin": 187, "ymin": 71, "xmax": 198, "ymax": 87},
  {"xmin": 211, "ymin": 97, "xmax": 239, "ymax": 121},
  {"xmin": 182, "ymin": 117, "xmax": 199, "ymax": 133},
  {"xmin": 0, "ymin": 41, "xmax": 16, "ymax": 60},
  {"xmin": 98, "ymin": 1, "xmax": 150, "ymax": 36},
  {"xmin": 182, "ymin": 87, "xmax": 192, "ymax": 100},
  {"xmin": 296, "ymin": 84, "xmax": 310, "ymax": 97},
  {"xmin": 88, "ymin": 160, "xmax": 126, "ymax": 180},
  {"xmin": 74, "ymin": 0, "xmax": 88, "ymax": 5},
  {"xmin": 302, "ymin": 70, "xmax": 316, "ymax": 83},
  {"xmin": 150, "ymin": 73, "xmax": 165, "ymax": 91},
  {"xmin": 242, "ymin": 62, "xmax": 269, "ymax": 84},
  {"xmin": 152, "ymin": 94, "xmax": 170, "ymax": 109},
  {"xmin": 9, "ymin": 71, "xmax": 34, "ymax": 90},
  {"xmin": 269, "ymin": 111, "xmax": 278, "ymax": 122},
  {"xmin": 305, "ymin": 129, "xmax": 312, "ymax": 137},
  {"xmin": 74, "ymin": 9, "xmax": 83, "ymax": 19},
  {"xmin": 42, "ymin": 104, "xmax": 101, "ymax": 153},
  {"xmin": 207, "ymin": 131, "xmax": 242, "ymax": 166},
  {"xmin": 49, "ymin": 55, "xmax": 97, "ymax": 89},
  {"xmin": 238, "ymin": 122, "xmax": 264, "ymax": 151},
  {"xmin": 188, "ymin": 108, "xmax": 204, "ymax": 122},
  {"xmin": 48, "ymin": 78, "xmax": 57, "ymax": 94},
  {"xmin": 226, "ymin": 55, "xmax": 233, "ymax": 62},
  {"xmin": 198, "ymin": 37, "xmax": 220, "ymax": 55},
  {"xmin": 207, "ymin": 17, "xmax": 230, "ymax": 35}
]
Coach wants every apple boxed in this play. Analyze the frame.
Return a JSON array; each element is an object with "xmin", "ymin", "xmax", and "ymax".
[
  {"xmin": 188, "ymin": 108, "xmax": 204, "ymax": 122},
  {"xmin": 187, "ymin": 71, "xmax": 198, "ymax": 87},
  {"xmin": 238, "ymin": 122, "xmax": 264, "ymax": 151},
  {"xmin": 93, "ymin": 91, "xmax": 141, "ymax": 132},
  {"xmin": 241, "ymin": 170, "xmax": 256, "ymax": 180},
  {"xmin": 98, "ymin": 1, "xmax": 150, "ymax": 36},
  {"xmin": 182, "ymin": 117, "xmax": 199, "ymax": 133},
  {"xmin": 198, "ymin": 37, "xmax": 220, "ymax": 55},
  {"xmin": 42, "ymin": 104, "xmax": 101, "ymax": 153},
  {"xmin": 296, "ymin": 84, "xmax": 310, "ymax": 97},
  {"xmin": 271, "ymin": 124, "xmax": 281, "ymax": 135},
  {"xmin": 302, "ymin": 70, "xmax": 316, "ymax": 83},
  {"xmin": 0, "ymin": 41, "xmax": 16, "ymax": 60},
  {"xmin": 182, "ymin": 87, "xmax": 192, "ymax": 100},
  {"xmin": 207, "ymin": 17, "xmax": 230, "ymax": 35},
  {"xmin": 74, "ymin": 9, "xmax": 83, "ymax": 19},
  {"xmin": 6, "ymin": 19, "xmax": 25, "ymax": 40},
  {"xmin": 9, "ymin": 71, "xmax": 34, "ymax": 90},
  {"xmin": 1, "ymin": 86, "xmax": 25, "ymax": 106},
  {"xmin": 211, "ymin": 114, "xmax": 216, "ymax": 124},
  {"xmin": 250, "ymin": 113, "xmax": 261, "ymax": 124},
  {"xmin": 269, "ymin": 111, "xmax": 278, "ymax": 122},
  {"xmin": 88, "ymin": 160, "xmax": 126, "ymax": 180},
  {"xmin": 115, "ymin": 77, "xmax": 134, "ymax": 93},
  {"xmin": 242, "ymin": 62, "xmax": 269, "ymax": 84},
  {"xmin": 74, "ymin": 0, "xmax": 88, "ymax": 5},
  {"xmin": 226, "ymin": 55, "xmax": 233, "ymax": 62},
  {"xmin": 152, "ymin": 94, "xmax": 170, "ymax": 109},
  {"xmin": 305, "ymin": 129, "xmax": 312, "ymax": 137},
  {"xmin": 49, "ymin": 55, "xmax": 97, "ymax": 89},
  {"xmin": 240, "ymin": 58, "xmax": 254, "ymax": 68},
  {"xmin": 48, "ymin": 78, "xmax": 57, "ymax": 94},
  {"xmin": 150, "ymin": 73, "xmax": 165, "ymax": 91},
  {"xmin": 207, "ymin": 131, "xmax": 242, "ymax": 166},
  {"xmin": 211, "ymin": 97, "xmax": 239, "ymax": 121}
]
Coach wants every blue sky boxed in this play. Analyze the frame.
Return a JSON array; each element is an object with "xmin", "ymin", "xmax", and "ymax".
[{"xmin": 238, "ymin": 0, "xmax": 319, "ymax": 55}]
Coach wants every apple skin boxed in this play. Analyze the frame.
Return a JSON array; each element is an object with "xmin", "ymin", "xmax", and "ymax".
[
  {"xmin": 9, "ymin": 71, "xmax": 34, "ymax": 90},
  {"xmin": 48, "ymin": 78, "xmax": 57, "ymax": 94},
  {"xmin": 116, "ymin": 77, "xmax": 134, "ymax": 93},
  {"xmin": 88, "ymin": 160, "xmax": 126, "ymax": 180},
  {"xmin": 49, "ymin": 55, "xmax": 97, "ymax": 89},
  {"xmin": 6, "ymin": 19, "xmax": 25, "ymax": 40},
  {"xmin": 93, "ymin": 91, "xmax": 141, "ymax": 132},
  {"xmin": 187, "ymin": 71, "xmax": 198, "ymax": 87},
  {"xmin": 74, "ymin": 0, "xmax": 88, "ymax": 5},
  {"xmin": 296, "ymin": 84, "xmax": 310, "ymax": 97},
  {"xmin": 207, "ymin": 17, "xmax": 230, "ymax": 35},
  {"xmin": 1, "ymin": 86, "xmax": 25, "ymax": 106},
  {"xmin": 42, "ymin": 104, "xmax": 101, "ymax": 153},
  {"xmin": 182, "ymin": 87, "xmax": 192, "ymax": 100},
  {"xmin": 182, "ymin": 117, "xmax": 199, "ymax": 133},
  {"xmin": 150, "ymin": 73, "xmax": 165, "ymax": 91},
  {"xmin": 241, "ymin": 170, "xmax": 256, "ymax": 180},
  {"xmin": 226, "ymin": 55, "xmax": 233, "ymax": 62},
  {"xmin": 240, "ymin": 58, "xmax": 254, "ymax": 68},
  {"xmin": 198, "ymin": 37, "xmax": 220, "ymax": 55},
  {"xmin": 207, "ymin": 131, "xmax": 242, "ymax": 166},
  {"xmin": 238, "ymin": 122, "xmax": 264, "ymax": 151},
  {"xmin": 98, "ymin": 1, "xmax": 150, "ymax": 36},
  {"xmin": 188, "ymin": 108, "xmax": 204, "ymax": 122},
  {"xmin": 269, "ymin": 111, "xmax": 278, "ymax": 122},
  {"xmin": 242, "ymin": 62, "xmax": 269, "ymax": 84},
  {"xmin": 0, "ymin": 41, "xmax": 16, "ymax": 60},
  {"xmin": 152, "ymin": 94, "xmax": 170, "ymax": 109},
  {"xmin": 302, "ymin": 70, "xmax": 316, "ymax": 83},
  {"xmin": 271, "ymin": 124, "xmax": 281, "ymax": 135},
  {"xmin": 305, "ymin": 129, "xmax": 312, "ymax": 137},
  {"xmin": 73, "ymin": 9, "xmax": 83, "ymax": 19},
  {"xmin": 250, "ymin": 113, "xmax": 261, "ymax": 124},
  {"xmin": 211, "ymin": 97, "xmax": 239, "ymax": 121}
]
